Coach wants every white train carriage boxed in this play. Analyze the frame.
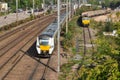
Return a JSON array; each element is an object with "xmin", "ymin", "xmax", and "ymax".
[{"xmin": 36, "ymin": 13, "xmax": 66, "ymax": 56}]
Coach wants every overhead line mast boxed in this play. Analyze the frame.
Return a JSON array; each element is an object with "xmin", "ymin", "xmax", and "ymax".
[
  {"xmin": 33, "ymin": 0, "xmax": 35, "ymax": 18},
  {"xmin": 57, "ymin": 0, "xmax": 60, "ymax": 73},
  {"xmin": 16, "ymin": 0, "xmax": 18, "ymax": 26},
  {"xmin": 66, "ymin": 0, "xmax": 68, "ymax": 33}
]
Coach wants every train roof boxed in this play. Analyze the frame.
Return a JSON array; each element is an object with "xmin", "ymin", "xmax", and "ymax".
[
  {"xmin": 40, "ymin": 22, "xmax": 58, "ymax": 38},
  {"xmin": 39, "ymin": 12, "xmax": 66, "ymax": 38}
]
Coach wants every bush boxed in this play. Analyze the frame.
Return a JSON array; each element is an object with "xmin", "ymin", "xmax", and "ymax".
[{"xmin": 104, "ymin": 21, "xmax": 113, "ymax": 32}]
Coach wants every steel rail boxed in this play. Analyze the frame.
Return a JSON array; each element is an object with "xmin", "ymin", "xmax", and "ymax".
[
  {"xmin": 0, "ymin": 17, "xmax": 54, "ymax": 70},
  {"xmin": 0, "ymin": 19, "xmax": 54, "ymax": 80},
  {"xmin": 0, "ymin": 16, "xmax": 54, "ymax": 57}
]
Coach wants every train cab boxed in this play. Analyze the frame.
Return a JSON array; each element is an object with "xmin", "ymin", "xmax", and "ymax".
[
  {"xmin": 82, "ymin": 14, "xmax": 90, "ymax": 27},
  {"xmin": 39, "ymin": 35, "xmax": 50, "ymax": 54},
  {"xmin": 36, "ymin": 34, "xmax": 54, "ymax": 57}
]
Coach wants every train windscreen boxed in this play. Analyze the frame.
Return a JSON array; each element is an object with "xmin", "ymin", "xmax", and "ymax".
[{"xmin": 40, "ymin": 40, "xmax": 49, "ymax": 45}]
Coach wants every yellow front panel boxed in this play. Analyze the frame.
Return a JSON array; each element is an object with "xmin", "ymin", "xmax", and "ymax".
[
  {"xmin": 82, "ymin": 20, "xmax": 90, "ymax": 25},
  {"xmin": 40, "ymin": 45, "xmax": 50, "ymax": 51}
]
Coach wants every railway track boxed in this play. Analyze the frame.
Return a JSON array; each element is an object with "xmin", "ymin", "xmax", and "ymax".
[
  {"xmin": 72, "ymin": 27, "xmax": 95, "ymax": 80},
  {"xmin": 0, "ymin": 14, "xmax": 53, "ymax": 44},
  {"xmin": 40, "ymin": 58, "xmax": 52, "ymax": 80},
  {"xmin": 0, "ymin": 16, "xmax": 54, "ymax": 57},
  {"xmin": 82, "ymin": 27, "xmax": 94, "ymax": 56},
  {"xmin": 0, "ymin": 14, "xmax": 47, "ymax": 41},
  {"xmin": 28, "ymin": 55, "xmax": 56, "ymax": 80},
  {"xmin": 0, "ymin": 9, "xmax": 67, "ymax": 79},
  {"xmin": 0, "ymin": 13, "xmax": 56, "ymax": 80},
  {"xmin": 78, "ymin": 27, "xmax": 95, "ymax": 68},
  {"xmin": 76, "ymin": 27, "xmax": 95, "ymax": 57}
]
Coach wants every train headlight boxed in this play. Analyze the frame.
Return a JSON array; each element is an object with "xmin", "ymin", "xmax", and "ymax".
[
  {"xmin": 43, "ymin": 50, "xmax": 46, "ymax": 53},
  {"xmin": 41, "ymin": 50, "xmax": 49, "ymax": 54}
]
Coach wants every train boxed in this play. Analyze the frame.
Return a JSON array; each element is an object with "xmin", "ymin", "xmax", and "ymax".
[
  {"xmin": 82, "ymin": 14, "xmax": 90, "ymax": 27},
  {"xmin": 36, "ymin": 12, "xmax": 67, "ymax": 57},
  {"xmin": 81, "ymin": 9, "xmax": 111, "ymax": 27},
  {"xmin": 82, "ymin": 9, "xmax": 111, "ymax": 17}
]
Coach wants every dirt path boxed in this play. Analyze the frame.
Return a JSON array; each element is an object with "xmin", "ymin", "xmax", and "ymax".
[{"xmin": 93, "ymin": 15, "xmax": 108, "ymax": 22}]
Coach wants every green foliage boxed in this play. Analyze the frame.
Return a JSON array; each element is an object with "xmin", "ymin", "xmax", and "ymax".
[
  {"xmin": 88, "ymin": 0, "xmax": 120, "ymax": 9},
  {"xmin": 30, "ymin": 14, "xmax": 34, "ymax": 20},
  {"xmin": 60, "ymin": 62, "xmax": 74, "ymax": 80},
  {"xmin": 2, "ymin": 0, "xmax": 43, "ymax": 12},
  {"xmin": 104, "ymin": 21, "xmax": 113, "ymax": 32},
  {"xmin": 113, "ymin": 22, "xmax": 120, "ymax": 30},
  {"xmin": 89, "ymin": 0, "xmax": 120, "ymax": 9},
  {"xmin": 61, "ymin": 63, "xmax": 73, "ymax": 73},
  {"xmin": 116, "ymin": 12, "xmax": 120, "ymax": 18},
  {"xmin": 115, "ymin": 29, "xmax": 120, "ymax": 47},
  {"xmin": 78, "ymin": 18, "xmax": 120, "ymax": 80},
  {"xmin": 97, "ymin": 39, "xmax": 111, "ymax": 55},
  {"xmin": 112, "ymin": 22, "xmax": 120, "ymax": 50},
  {"xmin": 0, "ymin": 12, "xmax": 4, "ymax": 15},
  {"xmin": 62, "ymin": 31, "xmax": 73, "ymax": 50},
  {"xmin": 60, "ymin": 59, "xmax": 82, "ymax": 80},
  {"xmin": 109, "ymin": 0, "xmax": 120, "ymax": 9},
  {"xmin": 77, "ymin": 45, "xmax": 120, "ymax": 79},
  {"xmin": 72, "ymin": 48, "xmax": 76, "ymax": 54},
  {"xmin": 61, "ymin": 17, "xmax": 78, "ymax": 50},
  {"xmin": 79, "ymin": 59, "xmax": 120, "ymax": 80},
  {"xmin": 65, "ymin": 31, "xmax": 72, "ymax": 40},
  {"xmin": 75, "ymin": 6, "xmax": 100, "ymax": 16},
  {"xmin": 88, "ymin": 0, "xmax": 110, "ymax": 7},
  {"xmin": 60, "ymin": 13, "xmax": 120, "ymax": 80}
]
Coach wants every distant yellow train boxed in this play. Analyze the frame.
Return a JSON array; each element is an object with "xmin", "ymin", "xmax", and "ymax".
[
  {"xmin": 81, "ymin": 9, "xmax": 111, "ymax": 27},
  {"xmin": 82, "ymin": 16, "xmax": 90, "ymax": 27}
]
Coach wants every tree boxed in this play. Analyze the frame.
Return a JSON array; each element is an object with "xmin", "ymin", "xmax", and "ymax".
[{"xmin": 1, "ymin": 0, "xmax": 44, "ymax": 12}]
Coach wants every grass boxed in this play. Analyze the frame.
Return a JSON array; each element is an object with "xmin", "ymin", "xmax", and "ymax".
[
  {"xmin": 59, "ymin": 15, "xmax": 84, "ymax": 80},
  {"xmin": 60, "ymin": 8, "xmax": 120, "ymax": 80},
  {"xmin": 61, "ymin": 16, "xmax": 82, "ymax": 51}
]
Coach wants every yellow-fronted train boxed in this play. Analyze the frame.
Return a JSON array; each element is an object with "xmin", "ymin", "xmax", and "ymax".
[
  {"xmin": 36, "ymin": 12, "xmax": 67, "ymax": 57},
  {"xmin": 82, "ymin": 14, "xmax": 90, "ymax": 27},
  {"xmin": 77, "ymin": 14, "xmax": 90, "ymax": 27}
]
